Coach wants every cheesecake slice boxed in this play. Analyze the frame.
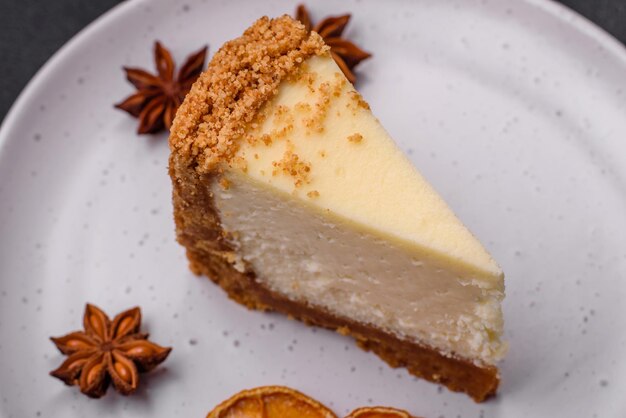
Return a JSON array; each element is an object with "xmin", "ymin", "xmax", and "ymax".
[{"xmin": 169, "ymin": 15, "xmax": 506, "ymax": 401}]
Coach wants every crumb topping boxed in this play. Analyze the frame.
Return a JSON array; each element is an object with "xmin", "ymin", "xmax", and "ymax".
[
  {"xmin": 347, "ymin": 133, "xmax": 363, "ymax": 143},
  {"xmin": 302, "ymin": 75, "xmax": 344, "ymax": 135},
  {"xmin": 347, "ymin": 90, "xmax": 371, "ymax": 111},
  {"xmin": 295, "ymin": 102, "xmax": 312, "ymax": 113},
  {"xmin": 272, "ymin": 143, "xmax": 311, "ymax": 187},
  {"xmin": 219, "ymin": 177, "xmax": 231, "ymax": 190},
  {"xmin": 169, "ymin": 16, "xmax": 328, "ymax": 173}
]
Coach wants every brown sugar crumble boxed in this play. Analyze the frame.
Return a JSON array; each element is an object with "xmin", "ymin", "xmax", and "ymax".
[
  {"xmin": 303, "ymin": 81, "xmax": 331, "ymax": 134},
  {"xmin": 347, "ymin": 133, "xmax": 363, "ymax": 143},
  {"xmin": 295, "ymin": 102, "xmax": 313, "ymax": 113},
  {"xmin": 261, "ymin": 134, "xmax": 273, "ymax": 146},
  {"xmin": 303, "ymin": 76, "xmax": 344, "ymax": 135},
  {"xmin": 348, "ymin": 90, "xmax": 371, "ymax": 111},
  {"xmin": 219, "ymin": 177, "xmax": 231, "ymax": 190},
  {"xmin": 270, "ymin": 111, "xmax": 295, "ymax": 140},
  {"xmin": 272, "ymin": 146, "xmax": 312, "ymax": 187},
  {"xmin": 169, "ymin": 16, "xmax": 328, "ymax": 173},
  {"xmin": 307, "ymin": 190, "xmax": 320, "ymax": 199}
]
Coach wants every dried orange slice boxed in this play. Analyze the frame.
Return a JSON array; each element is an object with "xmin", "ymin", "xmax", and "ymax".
[
  {"xmin": 207, "ymin": 386, "xmax": 338, "ymax": 418},
  {"xmin": 346, "ymin": 407, "xmax": 416, "ymax": 418}
]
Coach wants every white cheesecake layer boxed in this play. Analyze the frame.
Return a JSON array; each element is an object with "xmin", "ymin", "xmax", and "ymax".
[
  {"xmin": 232, "ymin": 54, "xmax": 501, "ymax": 282},
  {"xmin": 213, "ymin": 173, "xmax": 506, "ymax": 365},
  {"xmin": 213, "ymin": 53, "xmax": 506, "ymax": 365}
]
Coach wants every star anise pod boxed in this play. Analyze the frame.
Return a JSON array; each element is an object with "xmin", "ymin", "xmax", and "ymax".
[
  {"xmin": 295, "ymin": 4, "xmax": 372, "ymax": 83},
  {"xmin": 115, "ymin": 41, "xmax": 208, "ymax": 134},
  {"xmin": 50, "ymin": 304, "xmax": 172, "ymax": 398}
]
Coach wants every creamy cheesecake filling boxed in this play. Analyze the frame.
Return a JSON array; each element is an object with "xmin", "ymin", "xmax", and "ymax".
[
  {"xmin": 232, "ymin": 55, "xmax": 502, "ymax": 281},
  {"xmin": 212, "ymin": 172, "xmax": 505, "ymax": 365}
]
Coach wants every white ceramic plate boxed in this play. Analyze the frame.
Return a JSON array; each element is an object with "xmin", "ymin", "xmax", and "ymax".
[{"xmin": 1, "ymin": 0, "xmax": 625, "ymax": 416}]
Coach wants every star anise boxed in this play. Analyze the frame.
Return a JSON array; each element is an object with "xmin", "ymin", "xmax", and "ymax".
[
  {"xmin": 295, "ymin": 4, "xmax": 372, "ymax": 83},
  {"xmin": 115, "ymin": 41, "xmax": 208, "ymax": 134},
  {"xmin": 50, "ymin": 304, "xmax": 172, "ymax": 398}
]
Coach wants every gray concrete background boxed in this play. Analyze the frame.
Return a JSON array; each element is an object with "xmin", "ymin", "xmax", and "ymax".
[{"xmin": 0, "ymin": 0, "xmax": 624, "ymax": 122}]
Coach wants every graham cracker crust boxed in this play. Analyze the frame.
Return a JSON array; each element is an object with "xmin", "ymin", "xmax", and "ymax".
[{"xmin": 169, "ymin": 158, "xmax": 499, "ymax": 402}]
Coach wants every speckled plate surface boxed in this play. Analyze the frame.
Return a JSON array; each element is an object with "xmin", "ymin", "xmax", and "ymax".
[{"xmin": 1, "ymin": 0, "xmax": 626, "ymax": 416}]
